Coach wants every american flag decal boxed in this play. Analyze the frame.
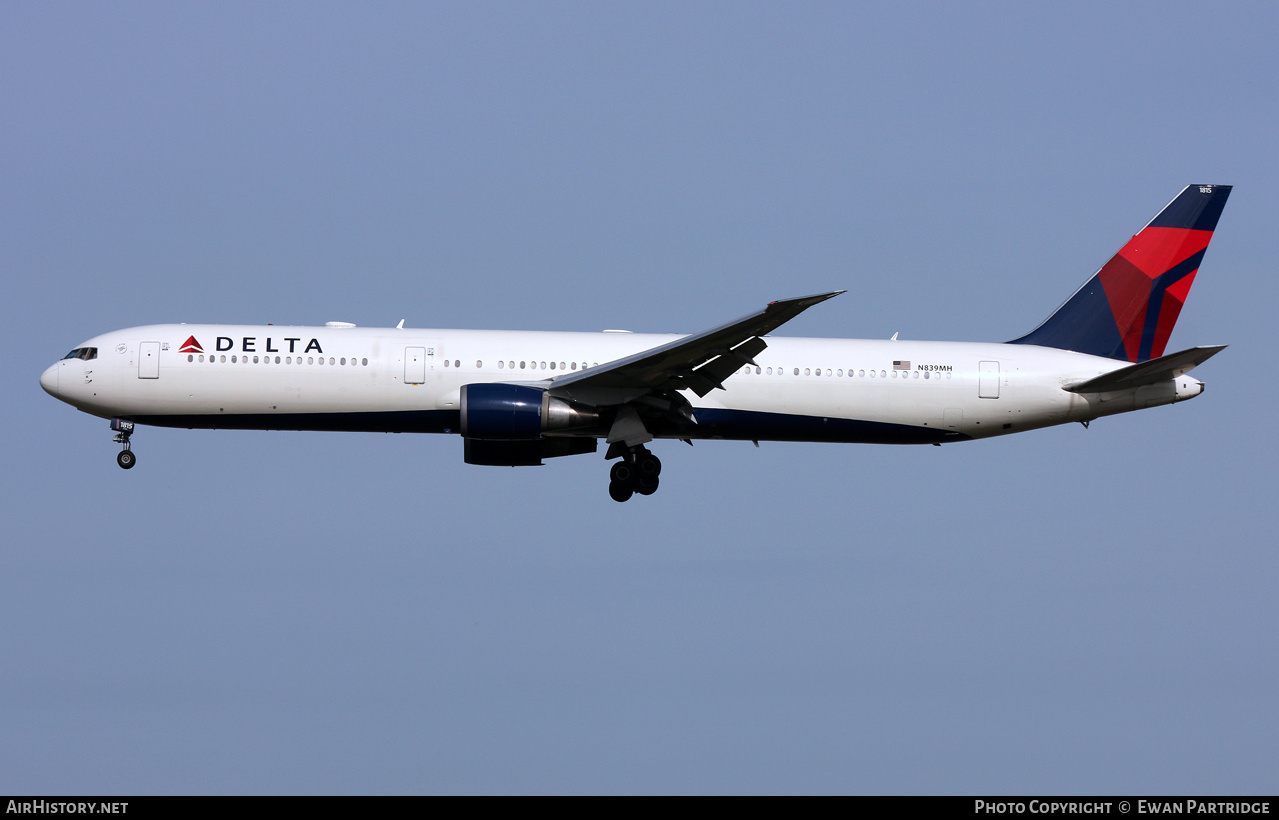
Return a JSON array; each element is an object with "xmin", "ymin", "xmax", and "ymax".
[{"xmin": 893, "ymin": 360, "xmax": 911, "ymax": 370}]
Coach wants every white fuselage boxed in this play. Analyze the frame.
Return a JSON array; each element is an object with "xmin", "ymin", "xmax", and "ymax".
[{"xmin": 40, "ymin": 323, "xmax": 1206, "ymax": 444}]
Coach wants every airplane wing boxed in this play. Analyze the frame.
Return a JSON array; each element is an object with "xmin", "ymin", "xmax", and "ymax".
[
  {"xmin": 547, "ymin": 291, "xmax": 843, "ymax": 407},
  {"xmin": 1063, "ymin": 345, "xmax": 1226, "ymax": 393}
]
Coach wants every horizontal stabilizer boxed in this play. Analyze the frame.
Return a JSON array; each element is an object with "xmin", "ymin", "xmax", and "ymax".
[{"xmin": 1063, "ymin": 345, "xmax": 1226, "ymax": 393}]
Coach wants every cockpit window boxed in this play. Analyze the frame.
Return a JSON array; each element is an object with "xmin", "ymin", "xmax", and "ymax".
[{"xmin": 62, "ymin": 347, "xmax": 97, "ymax": 361}]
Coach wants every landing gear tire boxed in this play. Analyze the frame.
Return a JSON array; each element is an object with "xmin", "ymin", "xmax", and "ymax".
[
  {"xmin": 610, "ymin": 461, "xmax": 635, "ymax": 485},
  {"xmin": 608, "ymin": 447, "xmax": 662, "ymax": 501},
  {"xmin": 117, "ymin": 450, "xmax": 136, "ymax": 470},
  {"xmin": 609, "ymin": 481, "xmax": 634, "ymax": 503},
  {"xmin": 637, "ymin": 453, "xmax": 661, "ymax": 478}
]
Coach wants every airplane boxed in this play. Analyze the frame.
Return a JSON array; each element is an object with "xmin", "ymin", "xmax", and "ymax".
[{"xmin": 41, "ymin": 184, "xmax": 1231, "ymax": 502}]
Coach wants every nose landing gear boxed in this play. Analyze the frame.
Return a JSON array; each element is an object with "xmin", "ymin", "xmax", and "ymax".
[
  {"xmin": 111, "ymin": 419, "xmax": 136, "ymax": 470},
  {"xmin": 607, "ymin": 446, "xmax": 661, "ymax": 502}
]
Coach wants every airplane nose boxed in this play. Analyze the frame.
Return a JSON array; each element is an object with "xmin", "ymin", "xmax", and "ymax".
[{"xmin": 40, "ymin": 363, "xmax": 59, "ymax": 396}]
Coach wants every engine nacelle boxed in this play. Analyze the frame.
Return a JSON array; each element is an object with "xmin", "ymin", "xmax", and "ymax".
[{"xmin": 459, "ymin": 383, "xmax": 601, "ymax": 440}]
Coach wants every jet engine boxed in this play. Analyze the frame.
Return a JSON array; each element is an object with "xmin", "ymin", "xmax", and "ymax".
[{"xmin": 458, "ymin": 383, "xmax": 601, "ymax": 440}]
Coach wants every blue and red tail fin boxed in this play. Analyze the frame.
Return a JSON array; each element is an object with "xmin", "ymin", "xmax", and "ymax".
[{"xmin": 1009, "ymin": 184, "xmax": 1231, "ymax": 362}]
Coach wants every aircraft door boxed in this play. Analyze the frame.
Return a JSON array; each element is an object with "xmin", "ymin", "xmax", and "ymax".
[
  {"xmin": 979, "ymin": 360, "xmax": 1000, "ymax": 398},
  {"xmin": 139, "ymin": 342, "xmax": 160, "ymax": 379},
  {"xmin": 405, "ymin": 347, "xmax": 426, "ymax": 384}
]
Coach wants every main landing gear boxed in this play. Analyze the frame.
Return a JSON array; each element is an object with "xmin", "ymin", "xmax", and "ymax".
[
  {"xmin": 111, "ymin": 418, "xmax": 136, "ymax": 470},
  {"xmin": 607, "ymin": 446, "xmax": 661, "ymax": 502}
]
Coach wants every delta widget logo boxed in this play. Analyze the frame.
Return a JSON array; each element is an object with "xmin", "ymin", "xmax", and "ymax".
[{"xmin": 178, "ymin": 336, "xmax": 203, "ymax": 354}]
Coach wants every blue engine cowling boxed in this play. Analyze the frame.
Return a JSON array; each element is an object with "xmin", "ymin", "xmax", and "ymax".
[{"xmin": 459, "ymin": 383, "xmax": 600, "ymax": 440}]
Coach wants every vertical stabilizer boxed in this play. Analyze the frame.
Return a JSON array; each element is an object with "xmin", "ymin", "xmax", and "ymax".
[{"xmin": 1009, "ymin": 184, "xmax": 1231, "ymax": 361}]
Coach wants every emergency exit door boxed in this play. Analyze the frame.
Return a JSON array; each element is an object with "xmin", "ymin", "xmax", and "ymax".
[
  {"xmin": 404, "ymin": 347, "xmax": 426, "ymax": 384},
  {"xmin": 978, "ymin": 360, "xmax": 1000, "ymax": 399},
  {"xmin": 139, "ymin": 342, "xmax": 160, "ymax": 379}
]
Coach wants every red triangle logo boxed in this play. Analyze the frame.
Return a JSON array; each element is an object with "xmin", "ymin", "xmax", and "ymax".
[{"xmin": 178, "ymin": 335, "xmax": 203, "ymax": 353}]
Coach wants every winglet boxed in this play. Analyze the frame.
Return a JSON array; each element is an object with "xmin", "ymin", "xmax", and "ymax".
[{"xmin": 768, "ymin": 290, "xmax": 844, "ymax": 312}]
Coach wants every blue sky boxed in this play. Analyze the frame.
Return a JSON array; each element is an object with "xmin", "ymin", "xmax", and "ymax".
[{"xmin": 3, "ymin": 2, "xmax": 1277, "ymax": 794}]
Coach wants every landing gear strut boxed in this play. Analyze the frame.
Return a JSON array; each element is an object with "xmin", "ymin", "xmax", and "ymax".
[
  {"xmin": 607, "ymin": 446, "xmax": 661, "ymax": 502},
  {"xmin": 111, "ymin": 419, "xmax": 136, "ymax": 470}
]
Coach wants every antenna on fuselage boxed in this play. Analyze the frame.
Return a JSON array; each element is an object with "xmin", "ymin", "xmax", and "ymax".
[{"xmin": 396, "ymin": 319, "xmax": 405, "ymax": 329}]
